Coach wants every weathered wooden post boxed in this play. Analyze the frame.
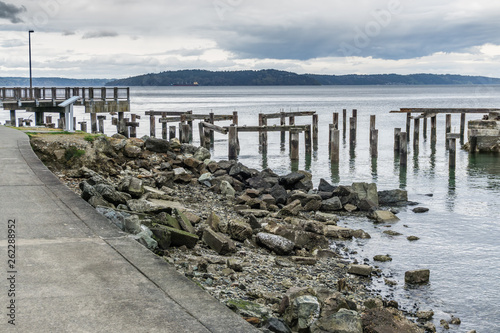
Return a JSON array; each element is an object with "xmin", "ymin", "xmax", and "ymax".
[
  {"xmin": 187, "ymin": 111, "xmax": 193, "ymax": 142},
  {"xmin": 169, "ymin": 126, "xmax": 176, "ymax": 140},
  {"xmin": 280, "ymin": 111, "xmax": 286, "ymax": 146},
  {"xmin": 369, "ymin": 115, "xmax": 376, "ymax": 146},
  {"xmin": 161, "ymin": 112, "xmax": 168, "ymax": 139},
  {"xmin": 98, "ymin": 115, "xmax": 106, "ymax": 134},
  {"xmin": 400, "ymin": 132, "xmax": 408, "ymax": 166},
  {"xmin": 228, "ymin": 124, "xmax": 238, "ymax": 160},
  {"xmin": 79, "ymin": 121, "xmax": 87, "ymax": 133},
  {"xmin": 333, "ymin": 112, "xmax": 339, "ymax": 130},
  {"xmin": 342, "ymin": 109, "xmax": 347, "ymax": 138},
  {"xmin": 233, "ymin": 111, "xmax": 238, "ymax": 125},
  {"xmin": 406, "ymin": 113, "xmax": 411, "ymax": 142},
  {"xmin": 203, "ymin": 124, "xmax": 211, "ymax": 149},
  {"xmin": 289, "ymin": 116, "xmax": 295, "ymax": 151},
  {"xmin": 91, "ymin": 113, "xmax": 98, "ymax": 133},
  {"xmin": 180, "ymin": 121, "xmax": 190, "ymax": 143},
  {"xmin": 446, "ymin": 114, "xmax": 452, "ymax": 134},
  {"xmin": 312, "ymin": 114, "xmax": 319, "ymax": 149},
  {"xmin": 460, "ymin": 113, "xmax": 466, "ymax": 145},
  {"xmin": 199, "ymin": 122, "xmax": 205, "ymax": 147},
  {"xmin": 209, "ymin": 112, "xmax": 215, "ymax": 145},
  {"xmin": 447, "ymin": 133, "xmax": 459, "ymax": 168},
  {"xmin": 149, "ymin": 114, "xmax": 156, "ymax": 137},
  {"xmin": 349, "ymin": 117, "xmax": 356, "ymax": 148},
  {"xmin": 413, "ymin": 118, "xmax": 420, "ymax": 150},
  {"xmin": 10, "ymin": 110, "xmax": 16, "ymax": 127},
  {"xmin": 431, "ymin": 115, "xmax": 437, "ymax": 144},
  {"xmin": 423, "ymin": 117, "xmax": 428, "ymax": 139},
  {"xmin": 290, "ymin": 129, "xmax": 299, "ymax": 161},
  {"xmin": 330, "ymin": 127, "xmax": 340, "ymax": 163},
  {"xmin": 305, "ymin": 125, "xmax": 312, "ymax": 155},
  {"xmin": 370, "ymin": 129, "xmax": 378, "ymax": 158},
  {"xmin": 258, "ymin": 113, "xmax": 267, "ymax": 150},
  {"xmin": 394, "ymin": 128, "xmax": 401, "ymax": 153}
]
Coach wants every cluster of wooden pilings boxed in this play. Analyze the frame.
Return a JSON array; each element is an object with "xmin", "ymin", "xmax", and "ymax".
[{"xmin": 390, "ymin": 108, "xmax": 497, "ymax": 169}]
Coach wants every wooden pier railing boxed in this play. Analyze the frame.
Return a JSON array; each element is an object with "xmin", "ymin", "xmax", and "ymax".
[{"xmin": 0, "ymin": 87, "xmax": 130, "ymax": 102}]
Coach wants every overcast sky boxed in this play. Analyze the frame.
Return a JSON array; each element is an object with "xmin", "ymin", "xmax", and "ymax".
[{"xmin": 2, "ymin": 0, "xmax": 500, "ymax": 79}]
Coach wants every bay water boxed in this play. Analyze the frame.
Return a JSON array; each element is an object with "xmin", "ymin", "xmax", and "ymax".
[{"xmin": 4, "ymin": 85, "xmax": 499, "ymax": 332}]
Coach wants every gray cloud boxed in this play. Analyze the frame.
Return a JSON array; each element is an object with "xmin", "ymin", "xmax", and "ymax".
[
  {"xmin": 0, "ymin": 1, "xmax": 25, "ymax": 23},
  {"xmin": 82, "ymin": 30, "xmax": 119, "ymax": 39}
]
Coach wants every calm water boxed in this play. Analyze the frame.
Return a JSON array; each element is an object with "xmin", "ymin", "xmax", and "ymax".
[{"xmin": 4, "ymin": 85, "xmax": 500, "ymax": 332}]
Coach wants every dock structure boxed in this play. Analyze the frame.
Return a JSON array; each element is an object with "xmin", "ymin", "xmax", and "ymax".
[{"xmin": 1, "ymin": 87, "xmax": 130, "ymax": 127}]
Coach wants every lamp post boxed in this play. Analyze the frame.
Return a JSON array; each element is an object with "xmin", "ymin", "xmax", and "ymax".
[{"xmin": 29, "ymin": 30, "xmax": 34, "ymax": 95}]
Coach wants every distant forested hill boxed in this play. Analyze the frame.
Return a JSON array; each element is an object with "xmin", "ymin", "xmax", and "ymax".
[
  {"xmin": 106, "ymin": 69, "xmax": 319, "ymax": 86},
  {"xmin": 106, "ymin": 70, "xmax": 500, "ymax": 86},
  {"xmin": 0, "ymin": 77, "xmax": 110, "ymax": 87}
]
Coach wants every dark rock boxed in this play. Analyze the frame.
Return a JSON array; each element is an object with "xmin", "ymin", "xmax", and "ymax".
[
  {"xmin": 217, "ymin": 160, "xmax": 235, "ymax": 171},
  {"xmin": 227, "ymin": 219, "xmax": 253, "ymax": 241},
  {"xmin": 362, "ymin": 307, "xmax": 423, "ymax": 333},
  {"xmin": 352, "ymin": 182, "xmax": 379, "ymax": 207},
  {"xmin": 88, "ymin": 195, "xmax": 114, "ymax": 208},
  {"xmin": 270, "ymin": 184, "xmax": 289, "ymax": 205},
  {"xmin": 263, "ymin": 318, "xmax": 292, "ymax": 333},
  {"xmin": 405, "ymin": 269, "xmax": 430, "ymax": 284},
  {"xmin": 321, "ymin": 197, "xmax": 343, "ymax": 211},
  {"xmin": 318, "ymin": 178, "xmax": 336, "ymax": 192},
  {"xmin": 276, "ymin": 228, "xmax": 329, "ymax": 250},
  {"xmin": 357, "ymin": 198, "xmax": 378, "ymax": 212},
  {"xmin": 123, "ymin": 144, "xmax": 142, "ymax": 158},
  {"xmin": 318, "ymin": 191, "xmax": 334, "ymax": 200},
  {"xmin": 117, "ymin": 176, "xmax": 144, "ymax": 198},
  {"xmin": 256, "ymin": 232, "xmax": 295, "ymax": 255},
  {"xmin": 279, "ymin": 199, "xmax": 302, "ymax": 216},
  {"xmin": 348, "ymin": 264, "xmax": 372, "ymax": 277},
  {"xmin": 164, "ymin": 226, "xmax": 198, "ymax": 249},
  {"xmin": 279, "ymin": 172, "xmax": 305, "ymax": 188},
  {"xmin": 311, "ymin": 309, "xmax": 362, "ymax": 333},
  {"xmin": 229, "ymin": 162, "xmax": 255, "ymax": 181},
  {"xmin": 80, "ymin": 181, "xmax": 99, "ymax": 201},
  {"xmin": 412, "ymin": 207, "xmax": 429, "ymax": 213},
  {"xmin": 378, "ymin": 189, "xmax": 409, "ymax": 205},
  {"xmin": 145, "ymin": 137, "xmax": 170, "ymax": 153},
  {"xmin": 202, "ymin": 228, "xmax": 236, "ymax": 254},
  {"xmin": 247, "ymin": 176, "xmax": 272, "ymax": 190},
  {"xmin": 94, "ymin": 183, "xmax": 131, "ymax": 205},
  {"xmin": 247, "ymin": 215, "xmax": 262, "ymax": 230},
  {"xmin": 150, "ymin": 225, "xmax": 172, "ymax": 250}
]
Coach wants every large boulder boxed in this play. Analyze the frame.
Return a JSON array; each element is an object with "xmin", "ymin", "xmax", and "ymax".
[
  {"xmin": 362, "ymin": 307, "xmax": 424, "ymax": 333},
  {"xmin": 378, "ymin": 189, "xmax": 408, "ymax": 205},
  {"xmin": 256, "ymin": 232, "xmax": 295, "ymax": 255},
  {"xmin": 318, "ymin": 178, "xmax": 336, "ymax": 192},
  {"xmin": 321, "ymin": 197, "xmax": 343, "ymax": 211},
  {"xmin": 94, "ymin": 184, "xmax": 131, "ymax": 205},
  {"xmin": 118, "ymin": 176, "xmax": 144, "ymax": 198},
  {"xmin": 293, "ymin": 295, "xmax": 321, "ymax": 331},
  {"xmin": 270, "ymin": 184, "xmax": 289, "ymax": 205},
  {"xmin": 202, "ymin": 228, "xmax": 236, "ymax": 254},
  {"xmin": 311, "ymin": 309, "xmax": 363, "ymax": 333},
  {"xmin": 229, "ymin": 162, "xmax": 256, "ymax": 181},
  {"xmin": 352, "ymin": 182, "xmax": 378, "ymax": 207},
  {"xmin": 279, "ymin": 172, "xmax": 305, "ymax": 188},
  {"xmin": 193, "ymin": 146, "xmax": 211, "ymax": 161},
  {"xmin": 145, "ymin": 137, "xmax": 170, "ymax": 153},
  {"xmin": 227, "ymin": 219, "xmax": 253, "ymax": 241},
  {"xmin": 405, "ymin": 269, "xmax": 430, "ymax": 284}
]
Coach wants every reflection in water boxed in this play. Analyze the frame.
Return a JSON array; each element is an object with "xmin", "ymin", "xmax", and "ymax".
[
  {"xmin": 305, "ymin": 153, "xmax": 312, "ymax": 171},
  {"xmin": 447, "ymin": 169, "xmax": 456, "ymax": 211},
  {"xmin": 261, "ymin": 151, "xmax": 268, "ymax": 170},
  {"xmin": 399, "ymin": 165, "xmax": 407, "ymax": 189},
  {"xmin": 413, "ymin": 147, "xmax": 419, "ymax": 175},
  {"xmin": 467, "ymin": 153, "xmax": 500, "ymax": 191},
  {"xmin": 371, "ymin": 157, "xmax": 378, "ymax": 183},
  {"xmin": 330, "ymin": 162, "xmax": 340, "ymax": 184},
  {"xmin": 349, "ymin": 145, "xmax": 356, "ymax": 176},
  {"xmin": 290, "ymin": 159, "xmax": 299, "ymax": 172}
]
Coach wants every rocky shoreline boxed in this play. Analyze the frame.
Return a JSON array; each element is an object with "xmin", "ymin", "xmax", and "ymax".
[{"xmin": 29, "ymin": 132, "xmax": 474, "ymax": 333}]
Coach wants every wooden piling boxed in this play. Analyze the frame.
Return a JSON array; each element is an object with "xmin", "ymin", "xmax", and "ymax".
[
  {"xmin": 181, "ymin": 122, "xmax": 190, "ymax": 143},
  {"xmin": 400, "ymin": 132, "xmax": 408, "ymax": 166},
  {"xmin": 169, "ymin": 126, "xmax": 176, "ymax": 140},
  {"xmin": 289, "ymin": 116, "xmax": 295, "ymax": 151},
  {"xmin": 333, "ymin": 113, "xmax": 339, "ymax": 130},
  {"xmin": 460, "ymin": 113, "xmax": 466, "ymax": 145},
  {"xmin": 203, "ymin": 125, "xmax": 211, "ymax": 149},
  {"xmin": 161, "ymin": 112, "xmax": 167, "ymax": 139},
  {"xmin": 198, "ymin": 122, "xmax": 205, "ymax": 147},
  {"xmin": 342, "ymin": 109, "xmax": 347, "ymax": 138},
  {"xmin": 349, "ymin": 117, "xmax": 356, "ymax": 148},
  {"xmin": 312, "ymin": 114, "xmax": 319, "ymax": 148},
  {"xmin": 413, "ymin": 118, "xmax": 420, "ymax": 150},
  {"xmin": 290, "ymin": 130, "xmax": 299, "ymax": 161},
  {"xmin": 258, "ymin": 114, "xmax": 268, "ymax": 150},
  {"xmin": 370, "ymin": 129, "xmax": 378, "ymax": 158},
  {"xmin": 406, "ymin": 113, "xmax": 411, "ymax": 142},
  {"xmin": 233, "ymin": 111, "xmax": 238, "ymax": 125},
  {"xmin": 330, "ymin": 128, "xmax": 340, "ymax": 163},
  {"xmin": 352, "ymin": 109, "xmax": 358, "ymax": 119},
  {"xmin": 369, "ymin": 114, "xmax": 376, "ymax": 146},
  {"xmin": 91, "ymin": 113, "xmax": 98, "ymax": 134},
  {"xmin": 431, "ymin": 115, "xmax": 437, "ymax": 144},
  {"xmin": 280, "ymin": 111, "xmax": 286, "ymax": 146},
  {"xmin": 423, "ymin": 117, "xmax": 428, "ymax": 139},
  {"xmin": 228, "ymin": 124, "xmax": 238, "ymax": 160},
  {"xmin": 209, "ymin": 112, "xmax": 215, "ymax": 145},
  {"xmin": 394, "ymin": 128, "xmax": 401, "ymax": 153},
  {"xmin": 449, "ymin": 136, "xmax": 456, "ymax": 168},
  {"xmin": 305, "ymin": 125, "xmax": 312, "ymax": 154},
  {"xmin": 150, "ymin": 114, "xmax": 156, "ymax": 137},
  {"xmin": 445, "ymin": 114, "xmax": 452, "ymax": 134},
  {"xmin": 97, "ymin": 116, "xmax": 105, "ymax": 134}
]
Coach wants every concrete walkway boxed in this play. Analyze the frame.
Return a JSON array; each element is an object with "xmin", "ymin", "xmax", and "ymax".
[{"xmin": 0, "ymin": 126, "xmax": 258, "ymax": 333}]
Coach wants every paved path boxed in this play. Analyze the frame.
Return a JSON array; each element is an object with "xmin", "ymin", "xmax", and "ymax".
[{"xmin": 0, "ymin": 126, "xmax": 258, "ymax": 333}]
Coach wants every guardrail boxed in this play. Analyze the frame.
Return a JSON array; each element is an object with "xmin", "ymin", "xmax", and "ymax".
[{"xmin": 0, "ymin": 87, "xmax": 130, "ymax": 102}]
